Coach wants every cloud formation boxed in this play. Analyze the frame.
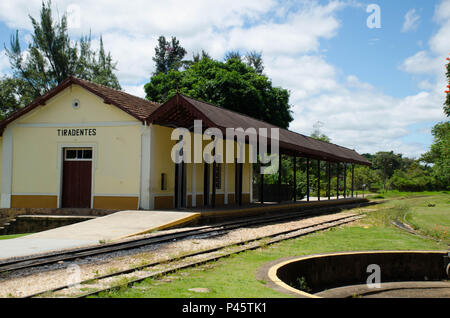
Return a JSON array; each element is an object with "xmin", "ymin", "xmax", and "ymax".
[
  {"xmin": 402, "ymin": 8, "xmax": 420, "ymax": 32},
  {"xmin": 0, "ymin": 0, "xmax": 448, "ymax": 158}
]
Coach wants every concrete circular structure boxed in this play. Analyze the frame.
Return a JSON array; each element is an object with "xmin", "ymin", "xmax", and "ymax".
[{"xmin": 262, "ymin": 251, "xmax": 450, "ymax": 298}]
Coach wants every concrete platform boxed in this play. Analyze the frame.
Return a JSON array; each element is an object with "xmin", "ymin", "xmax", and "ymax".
[{"xmin": 0, "ymin": 210, "xmax": 199, "ymax": 260}]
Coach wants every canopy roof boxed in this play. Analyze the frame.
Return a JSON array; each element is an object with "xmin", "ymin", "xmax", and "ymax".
[{"xmin": 147, "ymin": 94, "xmax": 371, "ymax": 166}]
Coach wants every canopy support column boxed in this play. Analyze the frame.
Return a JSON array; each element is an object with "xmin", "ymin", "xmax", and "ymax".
[
  {"xmin": 327, "ymin": 161, "xmax": 331, "ymax": 200},
  {"xmin": 351, "ymin": 164, "xmax": 355, "ymax": 198},
  {"xmin": 278, "ymin": 153, "xmax": 282, "ymax": 203},
  {"xmin": 317, "ymin": 160, "xmax": 321, "ymax": 201},
  {"xmin": 336, "ymin": 162, "xmax": 340, "ymax": 199},
  {"xmin": 293, "ymin": 156, "xmax": 297, "ymax": 202},
  {"xmin": 306, "ymin": 158, "xmax": 310, "ymax": 202},
  {"xmin": 343, "ymin": 163, "xmax": 347, "ymax": 199}
]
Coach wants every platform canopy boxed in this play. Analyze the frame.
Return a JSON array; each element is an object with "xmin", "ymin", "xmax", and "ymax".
[
  {"xmin": 0, "ymin": 75, "xmax": 370, "ymax": 166},
  {"xmin": 146, "ymin": 94, "xmax": 371, "ymax": 166}
]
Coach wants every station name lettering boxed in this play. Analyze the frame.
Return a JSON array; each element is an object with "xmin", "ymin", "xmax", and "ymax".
[{"xmin": 57, "ymin": 128, "xmax": 97, "ymax": 137}]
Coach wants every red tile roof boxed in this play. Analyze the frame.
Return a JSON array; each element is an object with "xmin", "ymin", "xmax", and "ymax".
[{"xmin": 0, "ymin": 76, "xmax": 160, "ymax": 135}]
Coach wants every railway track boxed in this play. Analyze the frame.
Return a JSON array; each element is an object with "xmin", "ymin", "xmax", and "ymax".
[
  {"xmin": 29, "ymin": 213, "xmax": 364, "ymax": 298},
  {"xmin": 0, "ymin": 201, "xmax": 375, "ymax": 275}
]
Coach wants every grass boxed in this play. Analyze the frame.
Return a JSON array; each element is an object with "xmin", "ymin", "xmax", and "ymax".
[
  {"xmin": 0, "ymin": 233, "xmax": 31, "ymax": 240},
  {"xmin": 92, "ymin": 193, "xmax": 448, "ymax": 298},
  {"xmin": 404, "ymin": 197, "xmax": 450, "ymax": 243},
  {"xmin": 372, "ymin": 190, "xmax": 448, "ymax": 199}
]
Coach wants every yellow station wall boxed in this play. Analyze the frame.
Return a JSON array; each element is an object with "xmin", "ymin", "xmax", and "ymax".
[
  {"xmin": 10, "ymin": 85, "xmax": 142, "ymax": 209},
  {"xmin": 4, "ymin": 84, "xmax": 253, "ymax": 210},
  {"xmin": 152, "ymin": 125, "xmax": 253, "ymax": 209}
]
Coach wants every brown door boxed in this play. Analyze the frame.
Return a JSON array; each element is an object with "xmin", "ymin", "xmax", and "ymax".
[{"xmin": 61, "ymin": 148, "xmax": 92, "ymax": 208}]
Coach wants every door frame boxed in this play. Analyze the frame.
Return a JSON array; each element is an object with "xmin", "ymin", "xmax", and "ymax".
[{"xmin": 57, "ymin": 143, "xmax": 96, "ymax": 208}]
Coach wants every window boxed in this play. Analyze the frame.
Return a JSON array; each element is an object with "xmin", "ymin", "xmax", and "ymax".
[
  {"xmin": 214, "ymin": 164, "xmax": 221, "ymax": 189},
  {"xmin": 161, "ymin": 173, "xmax": 167, "ymax": 190},
  {"xmin": 64, "ymin": 148, "xmax": 93, "ymax": 160}
]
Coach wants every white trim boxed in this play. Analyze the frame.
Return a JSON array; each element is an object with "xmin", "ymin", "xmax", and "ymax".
[
  {"xmin": 191, "ymin": 163, "xmax": 196, "ymax": 207},
  {"xmin": 93, "ymin": 193, "xmax": 139, "ymax": 197},
  {"xmin": 16, "ymin": 121, "xmax": 140, "ymax": 128},
  {"xmin": 12, "ymin": 193, "xmax": 58, "ymax": 196},
  {"xmin": 139, "ymin": 124, "xmax": 151, "ymax": 210},
  {"xmin": 1, "ymin": 126, "xmax": 14, "ymax": 208},
  {"xmin": 57, "ymin": 143, "xmax": 96, "ymax": 208},
  {"xmin": 224, "ymin": 163, "xmax": 228, "ymax": 204},
  {"xmin": 148, "ymin": 124, "xmax": 156, "ymax": 210}
]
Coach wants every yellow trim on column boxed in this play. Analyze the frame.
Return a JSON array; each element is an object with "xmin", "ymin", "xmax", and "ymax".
[
  {"xmin": 11, "ymin": 195, "xmax": 58, "ymax": 208},
  {"xmin": 93, "ymin": 196, "xmax": 138, "ymax": 210},
  {"xmin": 154, "ymin": 195, "xmax": 174, "ymax": 209}
]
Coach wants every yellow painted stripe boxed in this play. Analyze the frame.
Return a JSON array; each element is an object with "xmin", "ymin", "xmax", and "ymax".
[{"xmin": 117, "ymin": 213, "xmax": 201, "ymax": 240}]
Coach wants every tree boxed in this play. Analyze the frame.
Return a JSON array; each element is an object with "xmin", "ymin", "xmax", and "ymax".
[
  {"xmin": 353, "ymin": 165, "xmax": 381, "ymax": 192},
  {"xmin": 445, "ymin": 54, "xmax": 450, "ymax": 117},
  {"xmin": 145, "ymin": 56, "xmax": 293, "ymax": 128},
  {"xmin": 390, "ymin": 162, "xmax": 435, "ymax": 192},
  {"xmin": 371, "ymin": 151, "xmax": 403, "ymax": 191},
  {"xmin": 420, "ymin": 121, "xmax": 450, "ymax": 189},
  {"xmin": 310, "ymin": 131, "xmax": 331, "ymax": 143},
  {"xmin": 90, "ymin": 37, "xmax": 121, "ymax": 89},
  {"xmin": 2, "ymin": 0, "xmax": 121, "ymax": 111},
  {"xmin": 0, "ymin": 77, "xmax": 32, "ymax": 119},
  {"xmin": 152, "ymin": 36, "xmax": 187, "ymax": 75},
  {"xmin": 224, "ymin": 50, "xmax": 242, "ymax": 62},
  {"xmin": 244, "ymin": 51, "xmax": 264, "ymax": 74}
]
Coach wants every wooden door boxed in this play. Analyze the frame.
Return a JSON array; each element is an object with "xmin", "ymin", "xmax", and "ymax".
[{"xmin": 61, "ymin": 148, "xmax": 92, "ymax": 208}]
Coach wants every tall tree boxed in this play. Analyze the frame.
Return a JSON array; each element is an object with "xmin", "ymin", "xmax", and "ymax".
[
  {"xmin": 2, "ymin": 0, "xmax": 120, "ymax": 113},
  {"xmin": 152, "ymin": 36, "xmax": 187, "ymax": 75},
  {"xmin": 224, "ymin": 50, "xmax": 242, "ymax": 62},
  {"xmin": 445, "ymin": 54, "xmax": 450, "ymax": 116},
  {"xmin": 145, "ymin": 56, "xmax": 293, "ymax": 129},
  {"xmin": 245, "ymin": 51, "xmax": 264, "ymax": 74},
  {"xmin": 310, "ymin": 132, "xmax": 331, "ymax": 143},
  {"xmin": 420, "ymin": 121, "xmax": 450, "ymax": 189},
  {"xmin": 371, "ymin": 151, "xmax": 403, "ymax": 190}
]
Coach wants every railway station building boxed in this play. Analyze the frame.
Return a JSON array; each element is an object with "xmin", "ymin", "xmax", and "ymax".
[{"xmin": 0, "ymin": 76, "xmax": 370, "ymax": 211}]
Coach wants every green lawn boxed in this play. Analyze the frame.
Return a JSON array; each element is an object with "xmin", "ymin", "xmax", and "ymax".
[
  {"xmin": 0, "ymin": 233, "xmax": 31, "ymax": 240},
  {"xmin": 94, "ymin": 193, "xmax": 448, "ymax": 298},
  {"xmin": 404, "ymin": 196, "xmax": 450, "ymax": 242},
  {"xmin": 371, "ymin": 190, "xmax": 449, "ymax": 199}
]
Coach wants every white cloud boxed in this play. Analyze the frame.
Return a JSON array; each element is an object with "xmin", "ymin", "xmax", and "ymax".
[
  {"xmin": 400, "ymin": 51, "xmax": 441, "ymax": 74},
  {"xmin": 122, "ymin": 84, "xmax": 146, "ymax": 99},
  {"xmin": 265, "ymin": 55, "xmax": 338, "ymax": 100},
  {"xmin": 0, "ymin": 51, "xmax": 10, "ymax": 76},
  {"xmin": 402, "ymin": 9, "xmax": 420, "ymax": 32},
  {"xmin": 0, "ymin": 0, "xmax": 448, "ymax": 158},
  {"xmin": 227, "ymin": 1, "xmax": 344, "ymax": 55}
]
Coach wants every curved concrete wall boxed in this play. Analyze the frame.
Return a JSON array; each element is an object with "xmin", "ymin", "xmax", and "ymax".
[{"xmin": 274, "ymin": 251, "xmax": 448, "ymax": 294}]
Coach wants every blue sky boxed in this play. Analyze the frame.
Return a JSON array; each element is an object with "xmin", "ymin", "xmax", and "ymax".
[{"xmin": 0, "ymin": 0, "xmax": 448, "ymax": 158}]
